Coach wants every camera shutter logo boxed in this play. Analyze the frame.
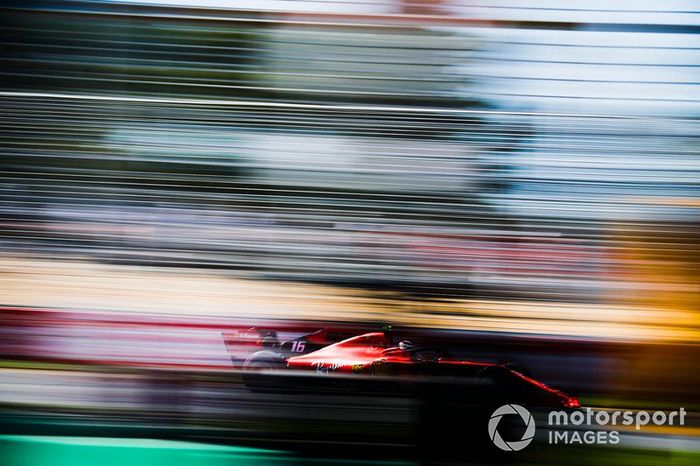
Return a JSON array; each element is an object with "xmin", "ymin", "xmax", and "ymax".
[{"xmin": 488, "ymin": 404, "xmax": 536, "ymax": 451}]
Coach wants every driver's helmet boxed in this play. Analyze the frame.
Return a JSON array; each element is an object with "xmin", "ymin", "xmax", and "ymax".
[{"xmin": 398, "ymin": 340, "xmax": 416, "ymax": 351}]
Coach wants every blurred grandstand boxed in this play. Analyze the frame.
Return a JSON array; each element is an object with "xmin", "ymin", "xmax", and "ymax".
[{"xmin": 2, "ymin": 0, "xmax": 697, "ymax": 304}]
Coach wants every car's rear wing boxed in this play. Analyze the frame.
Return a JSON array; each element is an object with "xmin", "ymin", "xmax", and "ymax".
[{"xmin": 222, "ymin": 328, "xmax": 279, "ymax": 364}]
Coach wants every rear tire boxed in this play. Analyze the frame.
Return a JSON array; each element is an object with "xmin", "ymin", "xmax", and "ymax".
[{"xmin": 242, "ymin": 350, "xmax": 285, "ymax": 392}]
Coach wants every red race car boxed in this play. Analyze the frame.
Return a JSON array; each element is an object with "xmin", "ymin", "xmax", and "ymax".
[
  {"xmin": 240, "ymin": 330, "xmax": 580, "ymax": 409},
  {"xmin": 223, "ymin": 327, "xmax": 353, "ymax": 367}
]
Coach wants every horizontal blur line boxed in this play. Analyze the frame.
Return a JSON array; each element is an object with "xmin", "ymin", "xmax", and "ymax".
[
  {"xmin": 0, "ymin": 40, "xmax": 466, "ymax": 65},
  {"xmin": 2, "ymin": 25, "xmax": 470, "ymax": 53},
  {"xmin": 0, "ymin": 91, "xmax": 690, "ymax": 120},
  {"xmin": 582, "ymin": 24, "xmax": 700, "ymax": 34},
  {"xmin": 0, "ymin": 120, "xmax": 474, "ymax": 133},
  {"xmin": 2, "ymin": 116, "xmax": 695, "ymax": 138},
  {"xmin": 0, "ymin": 72, "xmax": 448, "ymax": 98},
  {"xmin": 4, "ymin": 33, "xmax": 473, "ymax": 54},
  {"xmin": 5, "ymin": 2, "xmax": 700, "ymax": 33},
  {"xmin": 1, "ymin": 3, "xmax": 493, "ymax": 29},
  {"xmin": 466, "ymin": 74, "xmax": 700, "ymax": 84},
  {"xmin": 5, "ymin": 95, "xmax": 694, "ymax": 122},
  {"xmin": 475, "ymin": 90, "xmax": 700, "ymax": 103},
  {"xmin": 451, "ymin": 4, "xmax": 698, "ymax": 14},
  {"xmin": 0, "ymin": 108, "xmax": 475, "ymax": 125},
  {"xmin": 0, "ymin": 186, "xmax": 489, "ymax": 208},
  {"xmin": 7, "ymin": 26, "xmax": 699, "ymax": 52},
  {"xmin": 2, "ymin": 124, "xmax": 696, "ymax": 141},
  {"xmin": 0, "ymin": 57, "xmax": 465, "ymax": 83},
  {"xmin": 3, "ymin": 146, "xmax": 697, "ymax": 161},
  {"xmin": 486, "ymin": 40, "xmax": 700, "ymax": 50},
  {"xmin": 474, "ymin": 57, "xmax": 700, "ymax": 67}
]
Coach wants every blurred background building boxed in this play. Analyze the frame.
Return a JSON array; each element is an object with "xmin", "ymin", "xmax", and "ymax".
[{"xmin": 2, "ymin": 0, "xmax": 698, "ymax": 304}]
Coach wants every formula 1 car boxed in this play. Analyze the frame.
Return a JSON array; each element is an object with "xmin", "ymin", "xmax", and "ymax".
[
  {"xmin": 235, "ymin": 330, "xmax": 580, "ymax": 409},
  {"xmin": 222, "ymin": 327, "xmax": 351, "ymax": 367}
]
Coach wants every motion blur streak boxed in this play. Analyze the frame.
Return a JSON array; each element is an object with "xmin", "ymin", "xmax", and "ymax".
[{"xmin": 0, "ymin": 1, "xmax": 698, "ymax": 465}]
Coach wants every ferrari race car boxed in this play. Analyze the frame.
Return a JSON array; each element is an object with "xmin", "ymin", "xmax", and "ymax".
[
  {"xmin": 230, "ymin": 329, "xmax": 580, "ymax": 409},
  {"xmin": 222, "ymin": 327, "xmax": 352, "ymax": 367}
]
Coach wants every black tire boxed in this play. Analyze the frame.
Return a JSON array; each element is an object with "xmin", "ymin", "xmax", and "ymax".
[{"xmin": 242, "ymin": 350, "xmax": 285, "ymax": 392}]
